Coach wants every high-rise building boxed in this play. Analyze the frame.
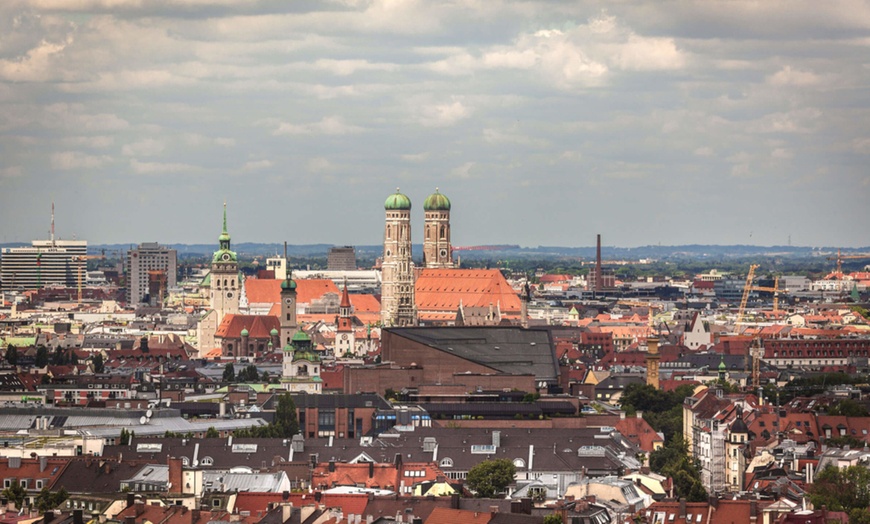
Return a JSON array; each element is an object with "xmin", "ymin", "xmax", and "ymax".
[
  {"xmin": 422, "ymin": 189, "xmax": 453, "ymax": 269},
  {"xmin": 126, "ymin": 242, "xmax": 177, "ymax": 305},
  {"xmin": 380, "ymin": 189, "xmax": 416, "ymax": 327},
  {"xmin": 1, "ymin": 203, "xmax": 88, "ymax": 292},
  {"xmin": 1, "ymin": 240, "xmax": 88, "ymax": 291},
  {"xmin": 327, "ymin": 246, "xmax": 357, "ymax": 271}
]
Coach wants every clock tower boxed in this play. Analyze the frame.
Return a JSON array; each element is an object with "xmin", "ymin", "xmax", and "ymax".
[
  {"xmin": 336, "ymin": 279, "xmax": 355, "ymax": 356},
  {"xmin": 279, "ymin": 271, "xmax": 298, "ymax": 347},
  {"xmin": 198, "ymin": 202, "xmax": 240, "ymax": 353}
]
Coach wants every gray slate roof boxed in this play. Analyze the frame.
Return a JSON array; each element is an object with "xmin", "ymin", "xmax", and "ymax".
[{"xmin": 387, "ymin": 327, "xmax": 559, "ymax": 383}]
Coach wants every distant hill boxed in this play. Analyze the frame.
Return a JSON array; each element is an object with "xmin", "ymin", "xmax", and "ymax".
[{"xmin": 2, "ymin": 243, "xmax": 867, "ymax": 261}]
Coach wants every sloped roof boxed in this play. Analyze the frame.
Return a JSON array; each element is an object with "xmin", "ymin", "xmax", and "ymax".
[
  {"xmin": 215, "ymin": 314, "xmax": 280, "ymax": 339},
  {"xmin": 415, "ymin": 269, "xmax": 522, "ymax": 313},
  {"xmin": 245, "ymin": 278, "xmax": 340, "ymax": 305},
  {"xmin": 349, "ymin": 294, "xmax": 380, "ymax": 313},
  {"xmin": 387, "ymin": 326, "xmax": 557, "ymax": 381}
]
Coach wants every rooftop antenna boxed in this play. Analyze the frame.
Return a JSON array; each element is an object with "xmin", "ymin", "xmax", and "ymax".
[{"xmin": 51, "ymin": 202, "xmax": 56, "ymax": 247}]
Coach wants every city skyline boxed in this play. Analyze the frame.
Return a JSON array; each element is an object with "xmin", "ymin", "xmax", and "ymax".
[{"xmin": 1, "ymin": 1, "xmax": 869, "ymax": 247}]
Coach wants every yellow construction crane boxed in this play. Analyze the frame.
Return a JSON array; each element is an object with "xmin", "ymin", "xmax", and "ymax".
[
  {"xmin": 826, "ymin": 249, "xmax": 870, "ymax": 275},
  {"xmin": 735, "ymin": 264, "xmax": 760, "ymax": 328},
  {"xmin": 749, "ymin": 276, "xmax": 788, "ymax": 313},
  {"xmin": 72, "ymin": 254, "xmax": 106, "ymax": 304}
]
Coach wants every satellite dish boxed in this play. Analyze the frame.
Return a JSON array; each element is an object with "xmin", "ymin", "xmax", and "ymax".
[
  {"xmin": 146, "ymin": 409, "xmax": 153, "ymax": 418},
  {"xmin": 139, "ymin": 416, "xmax": 147, "ymax": 425}
]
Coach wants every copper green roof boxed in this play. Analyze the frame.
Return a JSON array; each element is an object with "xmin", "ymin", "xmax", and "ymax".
[
  {"xmin": 423, "ymin": 188, "xmax": 451, "ymax": 211},
  {"xmin": 281, "ymin": 277, "xmax": 297, "ymax": 290},
  {"xmin": 270, "ymin": 328, "xmax": 279, "ymax": 336},
  {"xmin": 218, "ymin": 202, "xmax": 230, "ymax": 242},
  {"xmin": 241, "ymin": 328, "xmax": 249, "ymax": 337},
  {"xmin": 384, "ymin": 188, "xmax": 411, "ymax": 210},
  {"xmin": 292, "ymin": 331, "xmax": 311, "ymax": 342},
  {"xmin": 718, "ymin": 355, "xmax": 727, "ymax": 371}
]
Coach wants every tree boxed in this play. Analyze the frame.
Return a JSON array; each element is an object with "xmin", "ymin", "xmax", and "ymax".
[
  {"xmin": 465, "ymin": 459, "xmax": 517, "ymax": 498},
  {"xmin": 274, "ymin": 393, "xmax": 299, "ymax": 437},
  {"xmin": 5, "ymin": 345, "xmax": 18, "ymax": 366},
  {"xmin": 238, "ymin": 364, "xmax": 259, "ymax": 383},
  {"xmin": 34, "ymin": 486, "xmax": 68, "ymax": 511},
  {"xmin": 35, "ymin": 346, "xmax": 49, "ymax": 368},
  {"xmin": 68, "ymin": 350, "xmax": 79, "ymax": 366},
  {"xmin": 205, "ymin": 427, "xmax": 220, "ymax": 438},
  {"xmin": 2, "ymin": 481, "xmax": 26, "ymax": 508},
  {"xmin": 222, "ymin": 363, "xmax": 235, "ymax": 382},
  {"xmin": 827, "ymin": 399, "xmax": 869, "ymax": 417},
  {"xmin": 92, "ymin": 353, "xmax": 105, "ymax": 374},
  {"xmin": 119, "ymin": 428, "xmax": 131, "ymax": 445},
  {"xmin": 649, "ymin": 435, "xmax": 707, "ymax": 502},
  {"xmin": 543, "ymin": 514, "xmax": 563, "ymax": 524},
  {"xmin": 809, "ymin": 465, "xmax": 870, "ymax": 512}
]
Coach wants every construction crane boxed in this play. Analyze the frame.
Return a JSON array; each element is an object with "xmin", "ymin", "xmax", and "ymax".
[
  {"xmin": 826, "ymin": 249, "xmax": 870, "ymax": 275},
  {"xmin": 72, "ymin": 254, "xmax": 106, "ymax": 304},
  {"xmin": 735, "ymin": 264, "xmax": 760, "ymax": 328},
  {"xmin": 749, "ymin": 276, "xmax": 788, "ymax": 313}
]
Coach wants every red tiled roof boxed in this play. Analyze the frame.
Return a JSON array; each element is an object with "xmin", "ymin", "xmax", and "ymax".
[
  {"xmin": 349, "ymin": 294, "xmax": 380, "ymax": 313},
  {"xmin": 245, "ymin": 278, "xmax": 340, "ymax": 305},
  {"xmin": 614, "ymin": 415, "xmax": 664, "ymax": 452},
  {"xmin": 215, "ymin": 314, "xmax": 280, "ymax": 339},
  {"xmin": 415, "ymin": 269, "xmax": 522, "ymax": 313}
]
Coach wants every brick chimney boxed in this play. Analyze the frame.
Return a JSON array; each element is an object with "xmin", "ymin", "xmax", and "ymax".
[{"xmin": 167, "ymin": 457, "xmax": 183, "ymax": 494}]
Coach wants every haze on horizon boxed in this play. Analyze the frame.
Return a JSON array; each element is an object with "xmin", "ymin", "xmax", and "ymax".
[{"xmin": 0, "ymin": 1, "xmax": 868, "ymax": 249}]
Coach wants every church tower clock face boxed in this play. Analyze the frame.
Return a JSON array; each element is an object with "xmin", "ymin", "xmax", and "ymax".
[
  {"xmin": 226, "ymin": 292, "xmax": 233, "ymax": 298},
  {"xmin": 222, "ymin": 253, "xmax": 231, "ymax": 261},
  {"xmin": 285, "ymin": 298, "xmax": 294, "ymax": 306}
]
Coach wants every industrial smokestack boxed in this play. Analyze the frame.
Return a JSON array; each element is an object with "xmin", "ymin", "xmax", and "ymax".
[{"xmin": 595, "ymin": 234, "xmax": 602, "ymax": 292}]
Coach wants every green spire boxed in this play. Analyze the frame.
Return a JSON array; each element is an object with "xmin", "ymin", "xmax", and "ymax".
[{"xmin": 218, "ymin": 201, "xmax": 230, "ymax": 243}]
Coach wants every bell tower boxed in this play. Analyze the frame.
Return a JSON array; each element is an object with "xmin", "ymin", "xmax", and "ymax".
[
  {"xmin": 423, "ymin": 188, "xmax": 453, "ymax": 268},
  {"xmin": 380, "ymin": 188, "xmax": 415, "ymax": 327},
  {"xmin": 280, "ymin": 272, "xmax": 298, "ymax": 347},
  {"xmin": 210, "ymin": 202, "xmax": 240, "ymax": 323}
]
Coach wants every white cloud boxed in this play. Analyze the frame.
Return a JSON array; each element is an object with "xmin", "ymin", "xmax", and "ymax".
[
  {"xmin": 307, "ymin": 157, "xmax": 332, "ymax": 172},
  {"xmin": 0, "ymin": 38, "xmax": 69, "ymax": 82},
  {"xmin": 401, "ymin": 152, "xmax": 430, "ymax": 162},
  {"xmin": 419, "ymin": 100, "xmax": 470, "ymax": 127},
  {"xmin": 449, "ymin": 161, "xmax": 475, "ymax": 179},
  {"xmin": 62, "ymin": 135, "xmax": 114, "ymax": 149},
  {"xmin": 130, "ymin": 159, "xmax": 197, "ymax": 174},
  {"xmin": 0, "ymin": 166, "xmax": 23, "ymax": 178},
  {"xmin": 274, "ymin": 116, "xmax": 363, "ymax": 135},
  {"xmin": 766, "ymin": 66, "xmax": 824, "ymax": 87},
  {"xmin": 615, "ymin": 34, "xmax": 684, "ymax": 71},
  {"xmin": 50, "ymin": 151, "xmax": 112, "ymax": 170},
  {"xmin": 694, "ymin": 147, "xmax": 714, "ymax": 157},
  {"xmin": 242, "ymin": 159, "xmax": 273, "ymax": 171},
  {"xmin": 851, "ymin": 137, "xmax": 870, "ymax": 154},
  {"xmin": 771, "ymin": 148, "xmax": 793, "ymax": 159},
  {"xmin": 122, "ymin": 138, "xmax": 165, "ymax": 156}
]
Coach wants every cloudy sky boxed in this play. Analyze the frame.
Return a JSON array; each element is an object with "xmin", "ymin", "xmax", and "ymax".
[{"xmin": 1, "ymin": 0, "xmax": 868, "ymax": 249}]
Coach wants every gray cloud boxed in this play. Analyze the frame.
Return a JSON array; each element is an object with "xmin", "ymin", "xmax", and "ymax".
[{"xmin": 0, "ymin": 1, "xmax": 868, "ymax": 248}]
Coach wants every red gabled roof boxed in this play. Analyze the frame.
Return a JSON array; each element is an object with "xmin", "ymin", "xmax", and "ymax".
[
  {"xmin": 245, "ymin": 278, "xmax": 340, "ymax": 305},
  {"xmin": 215, "ymin": 314, "xmax": 280, "ymax": 339},
  {"xmin": 614, "ymin": 415, "xmax": 664, "ymax": 452},
  {"xmin": 349, "ymin": 294, "xmax": 380, "ymax": 313},
  {"xmin": 415, "ymin": 269, "xmax": 522, "ymax": 313}
]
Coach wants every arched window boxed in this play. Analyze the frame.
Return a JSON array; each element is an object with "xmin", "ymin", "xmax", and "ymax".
[
  {"xmin": 512, "ymin": 458, "xmax": 526, "ymax": 468},
  {"xmin": 439, "ymin": 458, "xmax": 453, "ymax": 468},
  {"xmin": 201, "ymin": 457, "xmax": 214, "ymax": 466}
]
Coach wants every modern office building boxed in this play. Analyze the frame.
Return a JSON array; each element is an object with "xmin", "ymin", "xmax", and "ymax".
[
  {"xmin": 1, "ymin": 240, "xmax": 88, "ymax": 291},
  {"xmin": 126, "ymin": 242, "xmax": 177, "ymax": 305},
  {"xmin": 327, "ymin": 246, "xmax": 357, "ymax": 271}
]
